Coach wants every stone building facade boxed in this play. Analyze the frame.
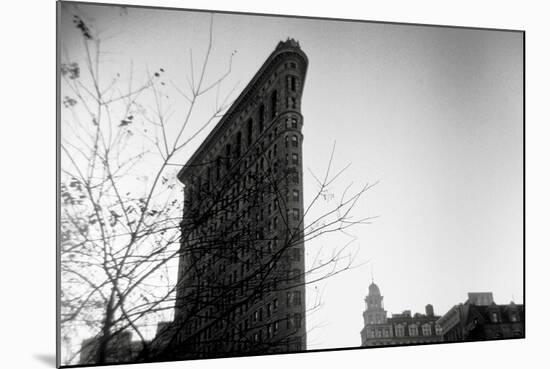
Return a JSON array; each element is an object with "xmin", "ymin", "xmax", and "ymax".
[
  {"xmin": 360, "ymin": 282, "xmax": 443, "ymax": 346},
  {"xmin": 436, "ymin": 292, "xmax": 525, "ymax": 342},
  {"xmin": 152, "ymin": 39, "xmax": 309, "ymax": 360}
]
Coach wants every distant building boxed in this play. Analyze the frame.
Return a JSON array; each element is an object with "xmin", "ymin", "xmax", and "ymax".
[
  {"xmin": 360, "ymin": 282, "xmax": 443, "ymax": 346},
  {"xmin": 437, "ymin": 292, "xmax": 524, "ymax": 342},
  {"xmin": 80, "ymin": 331, "xmax": 146, "ymax": 364}
]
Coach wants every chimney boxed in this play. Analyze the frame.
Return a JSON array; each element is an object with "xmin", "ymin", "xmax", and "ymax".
[{"xmin": 425, "ymin": 304, "xmax": 434, "ymax": 316}]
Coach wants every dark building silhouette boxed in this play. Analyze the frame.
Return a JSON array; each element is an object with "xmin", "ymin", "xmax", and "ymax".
[
  {"xmin": 80, "ymin": 332, "xmax": 146, "ymax": 365},
  {"xmin": 360, "ymin": 282, "xmax": 443, "ymax": 346},
  {"xmin": 437, "ymin": 292, "xmax": 525, "ymax": 342},
  {"xmin": 150, "ymin": 39, "xmax": 309, "ymax": 360}
]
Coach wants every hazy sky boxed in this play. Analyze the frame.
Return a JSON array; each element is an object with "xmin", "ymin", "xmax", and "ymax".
[{"xmin": 60, "ymin": 3, "xmax": 523, "ymax": 351}]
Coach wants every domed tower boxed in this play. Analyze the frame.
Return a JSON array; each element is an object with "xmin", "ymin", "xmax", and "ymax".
[{"xmin": 363, "ymin": 282, "xmax": 388, "ymax": 326}]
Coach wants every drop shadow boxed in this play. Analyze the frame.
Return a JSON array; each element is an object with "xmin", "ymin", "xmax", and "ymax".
[{"xmin": 34, "ymin": 353, "xmax": 56, "ymax": 367}]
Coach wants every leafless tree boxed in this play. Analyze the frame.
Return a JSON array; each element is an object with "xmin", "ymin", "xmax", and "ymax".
[{"xmin": 59, "ymin": 5, "xmax": 376, "ymax": 366}]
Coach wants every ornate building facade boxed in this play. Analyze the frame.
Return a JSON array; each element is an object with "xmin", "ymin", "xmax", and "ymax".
[
  {"xmin": 360, "ymin": 282, "xmax": 443, "ymax": 346},
  {"xmin": 151, "ymin": 39, "xmax": 309, "ymax": 360},
  {"xmin": 436, "ymin": 292, "xmax": 525, "ymax": 342}
]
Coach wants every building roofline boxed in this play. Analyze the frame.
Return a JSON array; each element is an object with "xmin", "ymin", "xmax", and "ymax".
[{"xmin": 177, "ymin": 39, "xmax": 308, "ymax": 184}]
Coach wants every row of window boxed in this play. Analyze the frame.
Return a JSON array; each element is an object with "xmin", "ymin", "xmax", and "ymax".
[
  {"xmin": 366, "ymin": 323, "xmax": 442, "ymax": 338},
  {"xmin": 187, "ymin": 111, "xmax": 302, "ymax": 205}
]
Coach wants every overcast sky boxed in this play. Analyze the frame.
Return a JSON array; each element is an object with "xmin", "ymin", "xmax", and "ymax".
[{"xmin": 60, "ymin": 3, "xmax": 523, "ymax": 351}]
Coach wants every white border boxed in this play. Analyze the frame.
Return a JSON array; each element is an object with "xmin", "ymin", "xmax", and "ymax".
[{"xmin": 3, "ymin": 1, "xmax": 547, "ymax": 368}]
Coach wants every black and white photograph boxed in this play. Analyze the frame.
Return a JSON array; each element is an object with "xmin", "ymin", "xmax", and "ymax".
[{"xmin": 57, "ymin": 1, "xmax": 524, "ymax": 367}]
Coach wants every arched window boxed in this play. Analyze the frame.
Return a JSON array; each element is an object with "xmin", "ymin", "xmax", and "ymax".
[
  {"xmin": 270, "ymin": 90, "xmax": 278, "ymax": 118},
  {"xmin": 292, "ymin": 135, "xmax": 298, "ymax": 147}
]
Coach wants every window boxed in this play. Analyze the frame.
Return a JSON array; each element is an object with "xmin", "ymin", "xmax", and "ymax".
[
  {"xmin": 287, "ymin": 76, "xmax": 297, "ymax": 92},
  {"xmin": 395, "ymin": 324, "xmax": 405, "ymax": 337},
  {"xmin": 409, "ymin": 325, "xmax": 418, "ymax": 336},
  {"xmin": 216, "ymin": 157, "xmax": 222, "ymax": 180},
  {"xmin": 491, "ymin": 312, "xmax": 499, "ymax": 323},
  {"xmin": 270, "ymin": 90, "xmax": 278, "ymax": 118},
  {"xmin": 287, "ymin": 97, "xmax": 296, "ymax": 109},
  {"xmin": 294, "ymin": 313, "xmax": 302, "ymax": 328},
  {"xmin": 293, "ymin": 291, "xmax": 301, "ymax": 306},
  {"xmin": 422, "ymin": 324, "xmax": 432, "ymax": 336},
  {"xmin": 259, "ymin": 104, "xmax": 265, "ymax": 132},
  {"xmin": 292, "ymin": 208, "xmax": 300, "ymax": 221},
  {"xmin": 225, "ymin": 144, "xmax": 231, "ymax": 169},
  {"xmin": 435, "ymin": 324, "xmax": 443, "ymax": 335},
  {"xmin": 247, "ymin": 119, "xmax": 253, "ymax": 145},
  {"xmin": 292, "ymin": 189, "xmax": 299, "ymax": 201},
  {"xmin": 292, "ymin": 135, "xmax": 298, "ymax": 147},
  {"xmin": 292, "ymin": 153, "xmax": 299, "ymax": 165},
  {"xmin": 235, "ymin": 132, "xmax": 242, "ymax": 157},
  {"xmin": 291, "ymin": 248, "xmax": 301, "ymax": 262},
  {"xmin": 285, "ymin": 135, "xmax": 289, "ymax": 148},
  {"xmin": 291, "ymin": 118, "xmax": 298, "ymax": 128}
]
